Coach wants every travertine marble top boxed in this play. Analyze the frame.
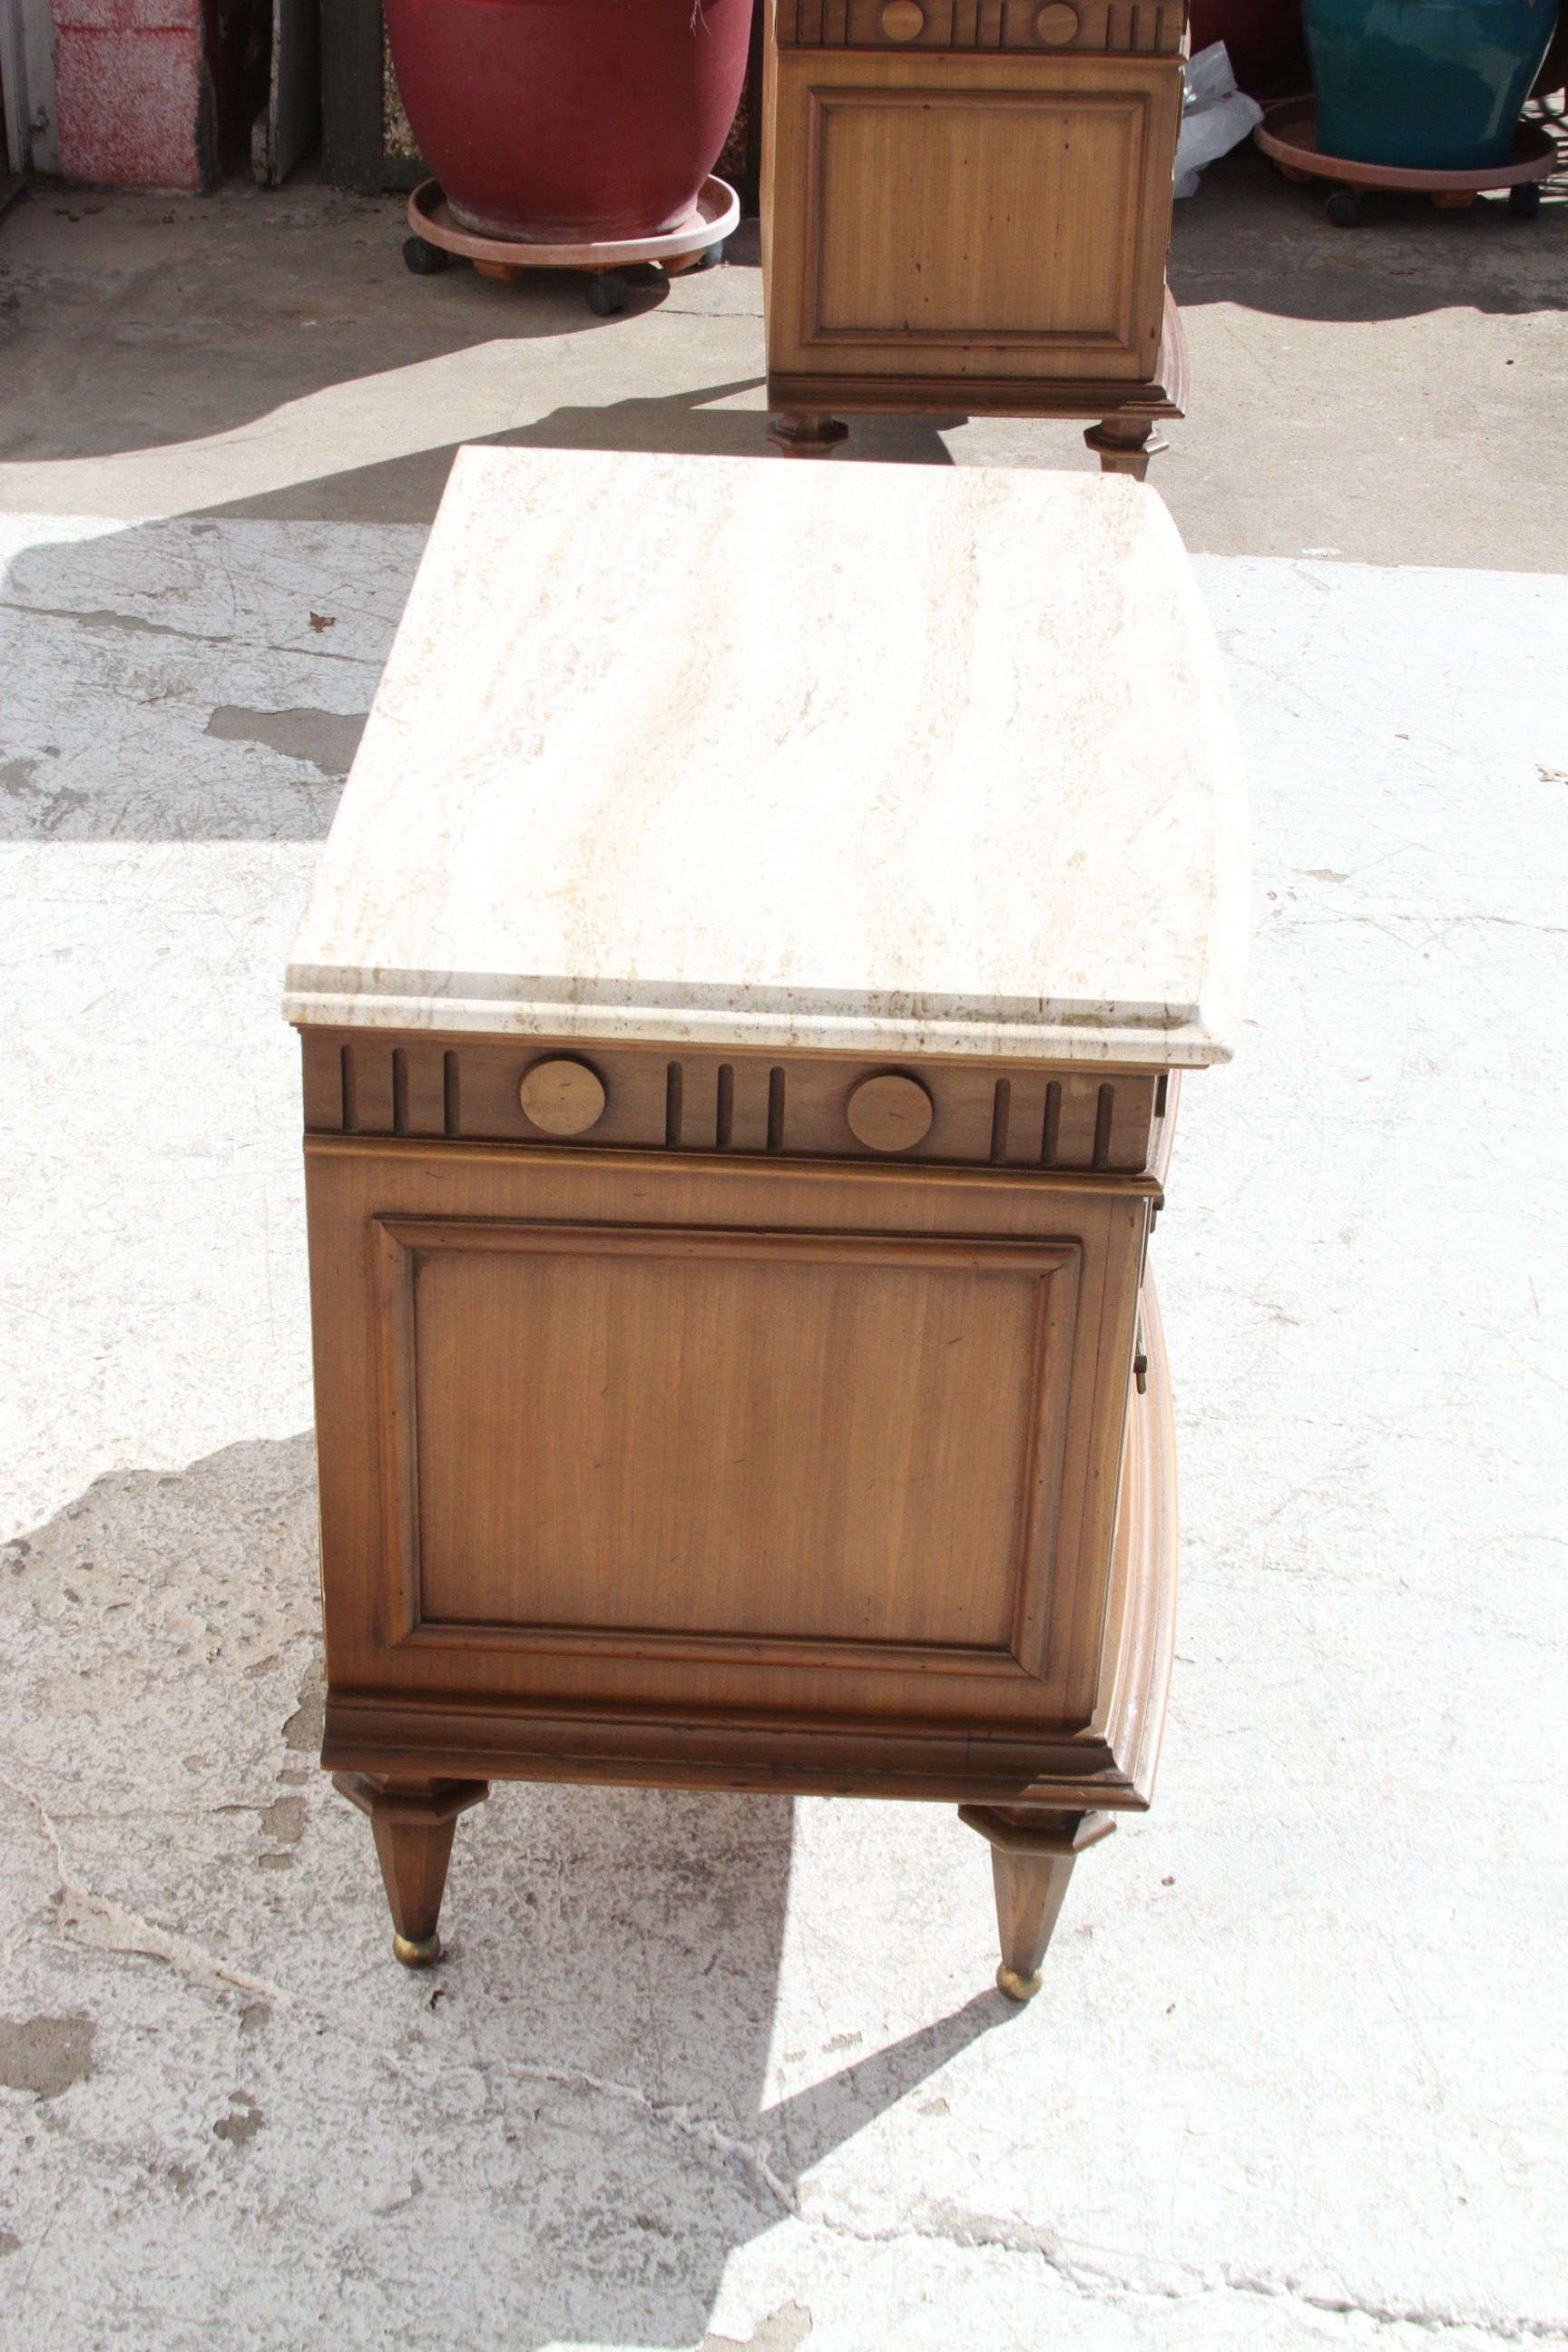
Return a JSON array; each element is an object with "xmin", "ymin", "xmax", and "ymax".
[{"xmin": 284, "ymin": 447, "xmax": 1248, "ymax": 1064}]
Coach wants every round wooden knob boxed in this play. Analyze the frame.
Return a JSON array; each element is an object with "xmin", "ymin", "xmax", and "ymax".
[
  {"xmin": 1034, "ymin": 1, "xmax": 1079, "ymax": 40},
  {"xmin": 519, "ymin": 1058, "xmax": 606, "ymax": 1136},
  {"xmin": 847, "ymin": 1073, "xmax": 934, "ymax": 1152},
  {"xmin": 881, "ymin": 0, "xmax": 926, "ymax": 37}
]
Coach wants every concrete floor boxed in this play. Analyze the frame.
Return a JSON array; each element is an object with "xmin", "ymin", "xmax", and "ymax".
[
  {"xmin": 0, "ymin": 132, "xmax": 1565, "ymax": 563},
  {"xmin": 1, "ymin": 136, "xmax": 1566, "ymax": 2350}
]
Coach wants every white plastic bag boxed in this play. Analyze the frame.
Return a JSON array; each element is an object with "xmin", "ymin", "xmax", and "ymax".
[{"xmin": 1173, "ymin": 42, "xmax": 1264, "ymax": 197}]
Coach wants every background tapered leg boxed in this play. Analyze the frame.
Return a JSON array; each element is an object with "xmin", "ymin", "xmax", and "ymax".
[
  {"xmin": 1083, "ymin": 416, "xmax": 1169, "ymax": 480},
  {"xmin": 958, "ymin": 1806, "xmax": 1116, "ymax": 2001},
  {"xmin": 768, "ymin": 410, "xmax": 850, "ymax": 458},
  {"xmin": 333, "ymin": 1774, "xmax": 489, "ymax": 1966}
]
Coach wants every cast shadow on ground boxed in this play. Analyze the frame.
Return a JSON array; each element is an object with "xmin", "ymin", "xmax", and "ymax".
[
  {"xmin": 0, "ymin": 513, "xmax": 418, "ymax": 842},
  {"xmin": 446, "ymin": 1773, "xmax": 1012, "ymax": 2347},
  {"xmin": 193, "ymin": 377, "xmax": 965, "ymax": 530},
  {"xmin": 496, "ymin": 382, "xmax": 963, "ymax": 466},
  {"xmin": 1170, "ymin": 123, "xmax": 1568, "ymax": 322},
  {"xmin": 0, "ymin": 1436, "xmax": 1024, "ymax": 2346},
  {"xmin": 0, "ymin": 205, "xmax": 742, "ymax": 475},
  {"xmin": 0, "ymin": 409, "xmax": 953, "ymax": 848}
]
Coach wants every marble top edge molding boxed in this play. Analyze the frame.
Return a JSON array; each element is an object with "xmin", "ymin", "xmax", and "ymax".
[
  {"xmin": 286, "ymin": 445, "xmax": 1250, "ymax": 1070},
  {"xmin": 279, "ymin": 986, "xmax": 1227, "ymax": 1065},
  {"xmin": 280, "ymin": 956, "xmax": 1247, "ymax": 1070}
]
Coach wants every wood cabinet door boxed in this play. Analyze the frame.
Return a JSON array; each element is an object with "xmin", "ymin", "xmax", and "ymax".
[
  {"xmin": 765, "ymin": 48, "xmax": 1180, "ymax": 383},
  {"xmin": 307, "ymin": 1139, "xmax": 1147, "ymax": 1750}
]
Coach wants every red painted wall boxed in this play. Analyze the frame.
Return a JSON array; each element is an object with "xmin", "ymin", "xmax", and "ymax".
[{"xmin": 53, "ymin": 0, "xmax": 217, "ymax": 191}]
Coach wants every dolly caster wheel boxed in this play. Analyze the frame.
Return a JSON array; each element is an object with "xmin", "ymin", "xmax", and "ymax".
[
  {"xmin": 698, "ymin": 240, "xmax": 725, "ymax": 269},
  {"xmin": 1507, "ymin": 182, "xmax": 1542, "ymax": 220},
  {"xmin": 403, "ymin": 234, "xmax": 449, "ymax": 275},
  {"xmin": 585, "ymin": 272, "xmax": 631, "ymax": 316},
  {"xmin": 1325, "ymin": 188, "xmax": 1365, "ymax": 229}
]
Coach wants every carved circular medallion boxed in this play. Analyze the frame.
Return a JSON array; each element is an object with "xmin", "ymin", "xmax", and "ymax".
[
  {"xmin": 846, "ymin": 1073, "xmax": 934, "ymax": 1153},
  {"xmin": 1034, "ymin": 1, "xmax": 1080, "ymax": 41},
  {"xmin": 881, "ymin": 0, "xmax": 926, "ymax": 38},
  {"xmin": 519, "ymin": 1058, "xmax": 606, "ymax": 1135}
]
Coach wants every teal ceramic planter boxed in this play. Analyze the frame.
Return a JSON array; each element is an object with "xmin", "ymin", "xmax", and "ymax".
[{"xmin": 1304, "ymin": 0, "xmax": 1560, "ymax": 168}]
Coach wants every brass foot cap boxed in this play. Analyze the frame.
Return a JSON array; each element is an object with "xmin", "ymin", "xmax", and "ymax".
[
  {"xmin": 995, "ymin": 1964, "xmax": 1042, "ymax": 2004},
  {"xmin": 393, "ymin": 1931, "xmax": 441, "ymax": 1969}
]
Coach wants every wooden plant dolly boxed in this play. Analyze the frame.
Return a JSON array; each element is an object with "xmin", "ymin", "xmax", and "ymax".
[
  {"xmin": 1254, "ymin": 97, "xmax": 1556, "ymax": 228},
  {"xmin": 760, "ymin": 0, "xmax": 1190, "ymax": 472},
  {"xmin": 285, "ymin": 446, "xmax": 1249, "ymax": 1998},
  {"xmin": 402, "ymin": 173, "xmax": 740, "ymax": 315}
]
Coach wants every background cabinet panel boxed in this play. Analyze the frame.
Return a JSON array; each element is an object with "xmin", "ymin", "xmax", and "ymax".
[{"xmin": 769, "ymin": 51, "xmax": 1176, "ymax": 382}]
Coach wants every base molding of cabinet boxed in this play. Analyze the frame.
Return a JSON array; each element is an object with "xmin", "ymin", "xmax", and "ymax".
[
  {"xmin": 325, "ymin": 1700, "xmax": 1135, "ymax": 1810},
  {"xmin": 765, "ymin": 283, "xmax": 1189, "ymax": 429}
]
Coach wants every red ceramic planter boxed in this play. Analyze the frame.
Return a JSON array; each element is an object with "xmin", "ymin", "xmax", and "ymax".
[
  {"xmin": 1190, "ymin": 0, "xmax": 1306, "ymax": 93},
  {"xmin": 385, "ymin": 0, "xmax": 752, "ymax": 243}
]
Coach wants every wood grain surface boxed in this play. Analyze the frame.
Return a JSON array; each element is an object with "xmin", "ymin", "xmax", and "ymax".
[
  {"xmin": 301, "ymin": 1031, "xmax": 1161, "ymax": 1174},
  {"xmin": 765, "ymin": 48, "xmax": 1181, "ymax": 385},
  {"xmin": 307, "ymin": 1136, "xmax": 1151, "ymax": 1744}
]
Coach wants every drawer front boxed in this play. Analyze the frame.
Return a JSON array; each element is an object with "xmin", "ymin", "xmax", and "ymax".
[
  {"xmin": 777, "ymin": 0, "xmax": 1187, "ymax": 55},
  {"xmin": 300, "ymin": 1028, "xmax": 1161, "ymax": 1175},
  {"xmin": 307, "ymin": 1140, "xmax": 1148, "ymax": 1734}
]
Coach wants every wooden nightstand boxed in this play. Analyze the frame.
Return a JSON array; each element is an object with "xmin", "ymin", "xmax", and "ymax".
[
  {"xmin": 761, "ymin": 0, "xmax": 1189, "ymax": 469},
  {"xmin": 286, "ymin": 446, "xmax": 1248, "ymax": 1994}
]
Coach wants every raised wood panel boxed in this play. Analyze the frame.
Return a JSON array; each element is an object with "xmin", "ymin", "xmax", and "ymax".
[
  {"xmin": 376, "ymin": 1219, "xmax": 1078, "ymax": 1662},
  {"xmin": 305, "ymin": 1138, "xmax": 1150, "ymax": 1730},
  {"xmin": 319, "ymin": 1269, "xmax": 1175, "ymax": 1810},
  {"xmin": 810, "ymin": 88, "xmax": 1142, "ymax": 345},
  {"xmin": 766, "ymin": 49, "xmax": 1178, "ymax": 382},
  {"xmin": 777, "ymin": 0, "xmax": 1186, "ymax": 52},
  {"xmin": 300, "ymin": 1031, "xmax": 1161, "ymax": 1174}
]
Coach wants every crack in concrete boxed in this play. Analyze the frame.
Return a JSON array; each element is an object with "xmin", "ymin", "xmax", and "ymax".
[
  {"xmin": 0, "ymin": 1769, "xmax": 284, "ymax": 2007},
  {"xmin": 482, "ymin": 2063, "xmax": 1562, "ymax": 2341},
  {"xmin": 2, "ymin": 602, "xmax": 219, "ymax": 642},
  {"xmin": 0, "ymin": 601, "xmax": 378, "ymax": 667},
  {"xmin": 504, "ymin": 2060, "xmax": 799, "ymax": 2215},
  {"xmin": 389, "ymin": 2039, "xmax": 1568, "ymax": 2347},
  {"xmin": 799, "ymin": 2203, "xmax": 1568, "ymax": 2342}
]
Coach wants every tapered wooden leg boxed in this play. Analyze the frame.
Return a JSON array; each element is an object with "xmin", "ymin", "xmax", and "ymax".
[
  {"xmin": 959, "ymin": 1806, "xmax": 1116, "ymax": 2001},
  {"xmin": 1083, "ymin": 416, "xmax": 1169, "ymax": 481},
  {"xmin": 333, "ymin": 1774, "xmax": 489, "ymax": 1967},
  {"xmin": 768, "ymin": 409, "xmax": 850, "ymax": 458}
]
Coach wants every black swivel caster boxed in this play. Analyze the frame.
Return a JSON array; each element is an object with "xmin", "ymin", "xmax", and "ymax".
[
  {"xmin": 585, "ymin": 271, "xmax": 631, "ymax": 316},
  {"xmin": 403, "ymin": 234, "xmax": 449, "ymax": 275},
  {"xmin": 697, "ymin": 240, "xmax": 726, "ymax": 270},
  {"xmin": 1507, "ymin": 181, "xmax": 1542, "ymax": 220},
  {"xmin": 1325, "ymin": 187, "xmax": 1365, "ymax": 229}
]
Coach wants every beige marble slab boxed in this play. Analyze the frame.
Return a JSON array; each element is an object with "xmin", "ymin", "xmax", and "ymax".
[{"xmin": 284, "ymin": 447, "xmax": 1249, "ymax": 1064}]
